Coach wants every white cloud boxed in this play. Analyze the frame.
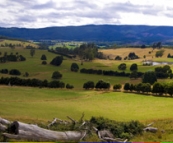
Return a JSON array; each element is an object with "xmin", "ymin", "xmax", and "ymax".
[{"xmin": 0, "ymin": 0, "xmax": 173, "ymax": 28}]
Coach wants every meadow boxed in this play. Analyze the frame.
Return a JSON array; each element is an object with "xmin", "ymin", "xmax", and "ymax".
[{"xmin": 1, "ymin": 41, "xmax": 173, "ymax": 141}]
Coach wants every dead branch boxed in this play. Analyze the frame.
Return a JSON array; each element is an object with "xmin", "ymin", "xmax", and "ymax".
[
  {"xmin": 67, "ymin": 116, "xmax": 76, "ymax": 124},
  {"xmin": 146, "ymin": 122, "xmax": 154, "ymax": 127},
  {"xmin": 47, "ymin": 118, "xmax": 57, "ymax": 128},
  {"xmin": 143, "ymin": 127, "xmax": 158, "ymax": 133}
]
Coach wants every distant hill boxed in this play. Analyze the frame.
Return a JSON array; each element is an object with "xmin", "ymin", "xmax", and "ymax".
[{"xmin": 0, "ymin": 25, "xmax": 173, "ymax": 45}]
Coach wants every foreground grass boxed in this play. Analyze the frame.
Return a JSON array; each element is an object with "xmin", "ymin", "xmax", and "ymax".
[
  {"xmin": 1, "ymin": 86, "xmax": 173, "ymax": 123},
  {"xmin": 1, "ymin": 86, "xmax": 173, "ymax": 141}
]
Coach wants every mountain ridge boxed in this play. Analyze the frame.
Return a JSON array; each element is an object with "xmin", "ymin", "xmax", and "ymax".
[{"xmin": 0, "ymin": 25, "xmax": 173, "ymax": 45}]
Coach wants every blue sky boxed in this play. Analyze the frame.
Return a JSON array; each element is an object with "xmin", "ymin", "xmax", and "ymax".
[{"xmin": 0, "ymin": 0, "xmax": 173, "ymax": 28}]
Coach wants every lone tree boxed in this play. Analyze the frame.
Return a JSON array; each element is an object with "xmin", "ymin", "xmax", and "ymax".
[
  {"xmin": 30, "ymin": 49, "xmax": 35, "ymax": 57},
  {"xmin": 71, "ymin": 63, "xmax": 79, "ymax": 72},
  {"xmin": 118, "ymin": 63, "xmax": 126, "ymax": 70},
  {"xmin": 50, "ymin": 56, "xmax": 63, "ymax": 66},
  {"xmin": 41, "ymin": 54, "xmax": 47, "ymax": 60},
  {"xmin": 142, "ymin": 71, "xmax": 157, "ymax": 85},
  {"xmin": 130, "ymin": 63, "xmax": 138, "ymax": 71}
]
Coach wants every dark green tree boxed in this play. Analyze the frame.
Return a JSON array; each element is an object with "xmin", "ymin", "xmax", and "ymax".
[
  {"xmin": 142, "ymin": 71, "xmax": 157, "ymax": 85},
  {"xmin": 41, "ymin": 54, "xmax": 47, "ymax": 60},
  {"xmin": 71, "ymin": 63, "xmax": 79, "ymax": 72},
  {"xmin": 9, "ymin": 69, "xmax": 21, "ymax": 76},
  {"xmin": 124, "ymin": 83, "xmax": 130, "ymax": 91},
  {"xmin": 130, "ymin": 63, "xmax": 138, "ymax": 71},
  {"xmin": 118, "ymin": 63, "xmax": 126, "ymax": 70},
  {"xmin": 83, "ymin": 81, "xmax": 95, "ymax": 89},
  {"xmin": 152, "ymin": 82, "xmax": 165, "ymax": 95},
  {"xmin": 30, "ymin": 48, "xmax": 35, "ymax": 57},
  {"xmin": 50, "ymin": 56, "xmax": 63, "ymax": 66},
  {"xmin": 113, "ymin": 84, "xmax": 122, "ymax": 91},
  {"xmin": 130, "ymin": 71, "xmax": 138, "ymax": 79},
  {"xmin": 51, "ymin": 71, "xmax": 62, "ymax": 79}
]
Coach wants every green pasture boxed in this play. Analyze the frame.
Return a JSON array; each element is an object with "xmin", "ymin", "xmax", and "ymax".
[
  {"xmin": 0, "ymin": 47, "xmax": 172, "ymax": 89},
  {"xmin": 1, "ymin": 86, "xmax": 173, "ymax": 141},
  {"xmin": 1, "ymin": 47, "xmax": 173, "ymax": 141},
  {"xmin": 49, "ymin": 41, "xmax": 83, "ymax": 50},
  {"xmin": 1, "ymin": 86, "xmax": 173, "ymax": 123}
]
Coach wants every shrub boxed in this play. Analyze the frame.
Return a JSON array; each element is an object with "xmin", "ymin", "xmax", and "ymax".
[
  {"xmin": 113, "ymin": 84, "xmax": 122, "ymax": 91},
  {"xmin": 19, "ymin": 55, "xmax": 26, "ymax": 61},
  {"xmin": 1, "ymin": 69, "xmax": 8, "ymax": 74},
  {"xmin": 90, "ymin": 116, "xmax": 144, "ymax": 139},
  {"xmin": 115, "ymin": 55, "xmax": 122, "ymax": 60},
  {"xmin": 9, "ymin": 69, "xmax": 21, "ymax": 76},
  {"xmin": 52, "ymin": 71, "xmax": 62, "ymax": 79},
  {"xmin": 66, "ymin": 84, "xmax": 74, "ymax": 89},
  {"xmin": 42, "ymin": 61, "xmax": 47, "ymax": 65}
]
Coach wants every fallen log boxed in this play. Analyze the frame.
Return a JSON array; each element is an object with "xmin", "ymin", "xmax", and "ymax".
[
  {"xmin": 0, "ymin": 117, "xmax": 11, "ymax": 125},
  {"xmin": 3, "ymin": 121, "xmax": 87, "ymax": 141},
  {"xmin": 0, "ymin": 123, "xmax": 7, "ymax": 132}
]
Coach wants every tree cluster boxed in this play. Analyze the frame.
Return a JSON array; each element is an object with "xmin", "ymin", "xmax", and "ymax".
[
  {"xmin": 0, "ymin": 53, "xmax": 26, "ymax": 63},
  {"xmin": 80, "ymin": 67, "xmax": 144, "ymax": 78},
  {"xmin": 80, "ymin": 68, "xmax": 103, "ymax": 75},
  {"xmin": 0, "ymin": 77, "xmax": 66, "ymax": 88},
  {"xmin": 123, "ymin": 81, "xmax": 173, "ymax": 97},
  {"xmin": 52, "ymin": 43, "xmax": 99, "ymax": 60},
  {"xmin": 0, "ymin": 69, "xmax": 21, "ymax": 76},
  {"xmin": 155, "ymin": 65, "xmax": 172, "ymax": 79},
  {"xmin": 124, "ymin": 52, "xmax": 139, "ymax": 60},
  {"xmin": 83, "ymin": 80, "xmax": 110, "ymax": 90}
]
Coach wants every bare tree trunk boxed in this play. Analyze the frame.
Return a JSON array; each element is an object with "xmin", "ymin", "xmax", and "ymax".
[
  {"xmin": 3, "ymin": 121, "xmax": 87, "ymax": 141},
  {"xmin": 0, "ymin": 123, "xmax": 7, "ymax": 132}
]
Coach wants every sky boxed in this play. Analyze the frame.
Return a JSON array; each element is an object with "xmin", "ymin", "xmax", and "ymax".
[{"xmin": 1, "ymin": 0, "xmax": 173, "ymax": 28}]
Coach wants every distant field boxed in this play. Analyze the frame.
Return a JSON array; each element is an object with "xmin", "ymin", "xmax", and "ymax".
[
  {"xmin": 0, "ymin": 47, "xmax": 172, "ymax": 88},
  {"xmin": 49, "ymin": 41, "xmax": 84, "ymax": 50},
  {"xmin": 0, "ymin": 39, "xmax": 38, "ymax": 48},
  {"xmin": 99, "ymin": 47, "xmax": 173, "ymax": 61}
]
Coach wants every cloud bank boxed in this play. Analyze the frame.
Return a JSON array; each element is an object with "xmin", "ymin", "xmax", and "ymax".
[{"xmin": 0, "ymin": 0, "xmax": 173, "ymax": 28}]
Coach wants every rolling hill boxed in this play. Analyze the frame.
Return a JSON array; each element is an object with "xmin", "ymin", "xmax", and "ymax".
[{"xmin": 0, "ymin": 25, "xmax": 173, "ymax": 45}]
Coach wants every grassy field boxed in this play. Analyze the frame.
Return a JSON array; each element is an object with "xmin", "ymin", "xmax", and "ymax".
[
  {"xmin": 0, "ymin": 39, "xmax": 38, "ymax": 48},
  {"xmin": 49, "ymin": 41, "xmax": 84, "ymax": 50},
  {"xmin": 1, "ymin": 46, "xmax": 173, "ymax": 141},
  {"xmin": 1, "ymin": 86, "xmax": 173, "ymax": 141}
]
